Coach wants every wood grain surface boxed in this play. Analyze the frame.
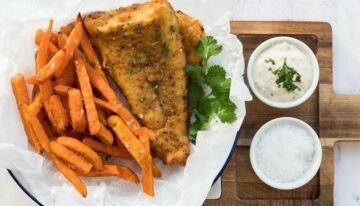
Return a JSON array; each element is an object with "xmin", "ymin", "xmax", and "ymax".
[{"xmin": 203, "ymin": 21, "xmax": 349, "ymax": 206}]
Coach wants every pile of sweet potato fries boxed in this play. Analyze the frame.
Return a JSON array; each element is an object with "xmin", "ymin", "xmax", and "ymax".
[{"xmin": 11, "ymin": 17, "xmax": 160, "ymax": 197}]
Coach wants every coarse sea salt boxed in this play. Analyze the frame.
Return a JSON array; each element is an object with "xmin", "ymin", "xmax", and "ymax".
[{"xmin": 256, "ymin": 124, "xmax": 315, "ymax": 183}]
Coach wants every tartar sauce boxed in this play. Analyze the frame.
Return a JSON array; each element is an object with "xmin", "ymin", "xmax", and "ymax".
[{"xmin": 252, "ymin": 41, "xmax": 313, "ymax": 101}]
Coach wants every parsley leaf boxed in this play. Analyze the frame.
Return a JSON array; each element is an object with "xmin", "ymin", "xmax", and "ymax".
[
  {"xmin": 205, "ymin": 65, "xmax": 226, "ymax": 87},
  {"xmin": 270, "ymin": 58, "xmax": 301, "ymax": 92},
  {"xmin": 184, "ymin": 64, "xmax": 203, "ymax": 83},
  {"xmin": 196, "ymin": 36, "xmax": 223, "ymax": 63},
  {"xmin": 185, "ymin": 35, "xmax": 237, "ymax": 143},
  {"xmin": 162, "ymin": 42, "xmax": 169, "ymax": 56},
  {"xmin": 188, "ymin": 83, "xmax": 203, "ymax": 108},
  {"xmin": 265, "ymin": 58, "xmax": 275, "ymax": 65}
]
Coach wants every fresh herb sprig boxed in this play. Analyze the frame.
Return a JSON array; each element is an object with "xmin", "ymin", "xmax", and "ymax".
[
  {"xmin": 185, "ymin": 36, "xmax": 237, "ymax": 143},
  {"xmin": 267, "ymin": 58, "xmax": 301, "ymax": 92}
]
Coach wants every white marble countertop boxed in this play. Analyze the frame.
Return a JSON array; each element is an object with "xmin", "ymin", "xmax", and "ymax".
[{"xmin": 1, "ymin": 0, "xmax": 360, "ymax": 205}]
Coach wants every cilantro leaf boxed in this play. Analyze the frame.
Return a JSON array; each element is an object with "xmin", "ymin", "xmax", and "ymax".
[
  {"xmin": 188, "ymin": 83, "xmax": 204, "ymax": 108},
  {"xmin": 184, "ymin": 64, "xmax": 203, "ymax": 83},
  {"xmin": 210, "ymin": 78, "xmax": 231, "ymax": 97},
  {"xmin": 196, "ymin": 36, "xmax": 223, "ymax": 61},
  {"xmin": 205, "ymin": 65, "xmax": 226, "ymax": 87},
  {"xmin": 217, "ymin": 102, "xmax": 237, "ymax": 123}
]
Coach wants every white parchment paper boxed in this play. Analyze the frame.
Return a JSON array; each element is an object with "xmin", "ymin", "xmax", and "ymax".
[{"xmin": 0, "ymin": 0, "xmax": 251, "ymax": 205}]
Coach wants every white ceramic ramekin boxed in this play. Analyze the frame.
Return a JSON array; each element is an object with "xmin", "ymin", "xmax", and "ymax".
[
  {"xmin": 247, "ymin": 36, "xmax": 319, "ymax": 108},
  {"xmin": 250, "ymin": 117, "xmax": 322, "ymax": 190}
]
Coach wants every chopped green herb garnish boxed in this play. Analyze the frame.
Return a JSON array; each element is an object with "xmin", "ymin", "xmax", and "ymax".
[
  {"xmin": 162, "ymin": 42, "xmax": 169, "ymax": 56},
  {"xmin": 134, "ymin": 25, "xmax": 142, "ymax": 33},
  {"xmin": 151, "ymin": 83, "xmax": 159, "ymax": 90},
  {"xmin": 160, "ymin": 68, "xmax": 165, "ymax": 78},
  {"xmin": 170, "ymin": 25, "xmax": 176, "ymax": 32},
  {"xmin": 139, "ymin": 96, "xmax": 146, "ymax": 103},
  {"xmin": 265, "ymin": 58, "xmax": 275, "ymax": 65},
  {"xmin": 132, "ymin": 55, "xmax": 139, "ymax": 65},
  {"xmin": 89, "ymin": 62, "xmax": 96, "ymax": 68},
  {"xmin": 154, "ymin": 31, "xmax": 161, "ymax": 43},
  {"xmin": 269, "ymin": 58, "xmax": 301, "ymax": 92},
  {"xmin": 184, "ymin": 36, "xmax": 237, "ymax": 143},
  {"xmin": 128, "ymin": 68, "xmax": 133, "ymax": 75},
  {"xmin": 144, "ymin": 57, "xmax": 152, "ymax": 66}
]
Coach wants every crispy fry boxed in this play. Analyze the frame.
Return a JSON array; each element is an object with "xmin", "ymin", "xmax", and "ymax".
[
  {"xmin": 27, "ymin": 49, "xmax": 67, "ymax": 83},
  {"xmin": 68, "ymin": 89, "xmax": 87, "ymax": 133},
  {"xmin": 28, "ymin": 22, "xmax": 83, "ymax": 83},
  {"xmin": 35, "ymin": 29, "xmax": 58, "ymax": 45},
  {"xmin": 95, "ymin": 123, "xmax": 114, "ymax": 145},
  {"xmin": 74, "ymin": 55, "xmax": 101, "ymax": 135},
  {"xmin": 57, "ymin": 32, "xmax": 67, "ymax": 49},
  {"xmin": 93, "ymin": 97, "xmax": 117, "ymax": 113},
  {"xmin": 138, "ymin": 127, "xmax": 154, "ymax": 196},
  {"xmin": 55, "ymin": 60, "xmax": 75, "ymax": 86},
  {"xmin": 79, "ymin": 164, "xmax": 139, "ymax": 183},
  {"xmin": 76, "ymin": 17, "xmax": 102, "ymax": 73},
  {"xmin": 108, "ymin": 116, "xmax": 149, "ymax": 175},
  {"xmin": 82, "ymin": 138, "xmax": 132, "ymax": 159},
  {"xmin": 50, "ymin": 141, "xmax": 93, "ymax": 174},
  {"xmin": 83, "ymin": 60, "xmax": 141, "ymax": 135},
  {"xmin": 23, "ymin": 106, "xmax": 51, "ymax": 153},
  {"xmin": 54, "ymin": 33, "xmax": 69, "ymax": 77},
  {"xmin": 29, "ymin": 93, "xmax": 43, "ymax": 114},
  {"xmin": 35, "ymin": 30, "xmax": 58, "ymax": 57},
  {"xmin": 53, "ymin": 84, "xmax": 73, "ymax": 96},
  {"xmin": 48, "ymin": 153, "xmax": 87, "ymax": 197},
  {"xmin": 37, "ymin": 109, "xmax": 58, "ymax": 139},
  {"xmin": 97, "ymin": 108, "xmax": 108, "ymax": 125},
  {"xmin": 60, "ymin": 26, "xmax": 72, "ymax": 36},
  {"xmin": 48, "ymin": 95, "xmax": 70, "ymax": 131},
  {"xmin": 56, "ymin": 137, "xmax": 103, "ymax": 171},
  {"xmin": 11, "ymin": 74, "xmax": 41, "ymax": 153},
  {"xmin": 152, "ymin": 163, "xmax": 161, "ymax": 178}
]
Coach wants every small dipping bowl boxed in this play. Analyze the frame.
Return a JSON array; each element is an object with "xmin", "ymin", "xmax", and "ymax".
[
  {"xmin": 247, "ymin": 36, "xmax": 319, "ymax": 108},
  {"xmin": 250, "ymin": 117, "xmax": 322, "ymax": 190}
]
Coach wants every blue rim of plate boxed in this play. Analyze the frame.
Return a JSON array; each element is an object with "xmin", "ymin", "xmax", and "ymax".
[{"xmin": 7, "ymin": 130, "xmax": 240, "ymax": 205}]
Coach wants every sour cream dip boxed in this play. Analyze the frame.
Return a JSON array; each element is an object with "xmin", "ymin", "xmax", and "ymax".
[
  {"xmin": 253, "ymin": 41, "xmax": 313, "ymax": 101},
  {"xmin": 247, "ymin": 37, "xmax": 319, "ymax": 108}
]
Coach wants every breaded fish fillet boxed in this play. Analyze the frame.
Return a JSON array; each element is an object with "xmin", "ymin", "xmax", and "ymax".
[
  {"xmin": 176, "ymin": 11, "xmax": 205, "ymax": 65},
  {"xmin": 84, "ymin": 0, "xmax": 189, "ymax": 165}
]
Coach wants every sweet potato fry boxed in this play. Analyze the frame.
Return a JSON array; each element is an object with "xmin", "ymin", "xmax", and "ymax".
[
  {"xmin": 83, "ymin": 60, "xmax": 141, "ymax": 135},
  {"xmin": 56, "ymin": 137, "xmax": 103, "ymax": 171},
  {"xmin": 50, "ymin": 141, "xmax": 93, "ymax": 174},
  {"xmin": 37, "ymin": 109, "xmax": 58, "ymax": 139},
  {"xmin": 48, "ymin": 95, "xmax": 70, "ymax": 131},
  {"xmin": 74, "ymin": 55, "xmax": 101, "ymax": 135},
  {"xmin": 95, "ymin": 123, "xmax": 114, "ymax": 145},
  {"xmin": 138, "ymin": 127, "xmax": 154, "ymax": 196},
  {"xmin": 11, "ymin": 74, "xmax": 41, "ymax": 153},
  {"xmin": 79, "ymin": 164, "xmax": 139, "ymax": 183},
  {"xmin": 68, "ymin": 89, "xmax": 87, "ymax": 133},
  {"xmin": 29, "ymin": 93, "xmax": 43, "ymax": 115},
  {"xmin": 55, "ymin": 60, "xmax": 75, "ymax": 86},
  {"xmin": 93, "ymin": 97, "xmax": 117, "ymax": 113},
  {"xmin": 23, "ymin": 106, "xmax": 51, "ymax": 153},
  {"xmin": 48, "ymin": 153, "xmax": 87, "ymax": 197},
  {"xmin": 76, "ymin": 17, "xmax": 102, "ymax": 73},
  {"xmin": 60, "ymin": 26, "xmax": 72, "ymax": 36},
  {"xmin": 97, "ymin": 108, "xmax": 108, "ymax": 125},
  {"xmin": 54, "ymin": 33, "xmax": 69, "ymax": 77},
  {"xmin": 152, "ymin": 163, "xmax": 161, "ymax": 178},
  {"xmin": 57, "ymin": 32, "xmax": 67, "ymax": 49},
  {"xmin": 108, "ymin": 116, "xmax": 148, "ymax": 170},
  {"xmin": 28, "ymin": 22, "xmax": 83, "ymax": 83},
  {"xmin": 35, "ymin": 30, "xmax": 58, "ymax": 57},
  {"xmin": 35, "ymin": 29, "xmax": 58, "ymax": 46},
  {"xmin": 27, "ymin": 49, "xmax": 67, "ymax": 83},
  {"xmin": 82, "ymin": 138, "xmax": 132, "ymax": 159},
  {"xmin": 53, "ymin": 84, "xmax": 73, "ymax": 96}
]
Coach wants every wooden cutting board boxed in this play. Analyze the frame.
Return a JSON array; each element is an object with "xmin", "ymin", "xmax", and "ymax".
[{"xmin": 204, "ymin": 21, "xmax": 360, "ymax": 206}]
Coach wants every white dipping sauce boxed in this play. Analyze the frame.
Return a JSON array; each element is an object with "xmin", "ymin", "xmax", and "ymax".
[
  {"xmin": 253, "ymin": 41, "xmax": 313, "ymax": 101},
  {"xmin": 255, "ymin": 124, "xmax": 315, "ymax": 183}
]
